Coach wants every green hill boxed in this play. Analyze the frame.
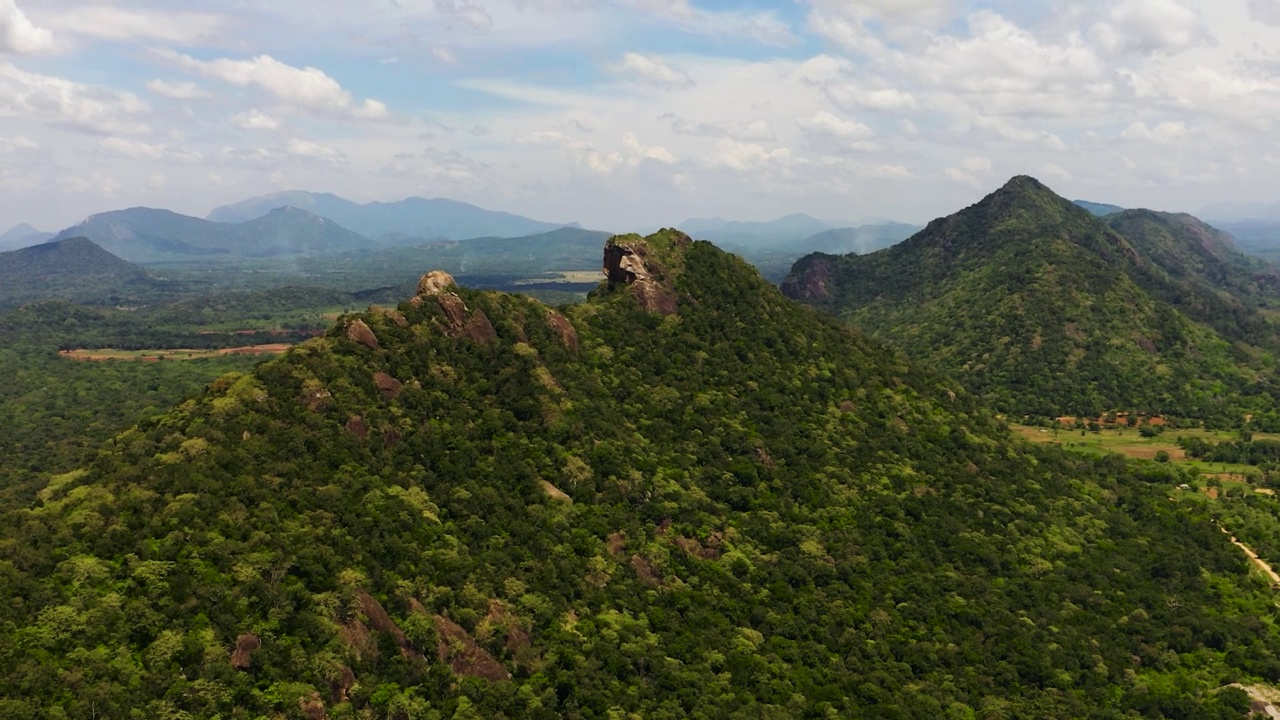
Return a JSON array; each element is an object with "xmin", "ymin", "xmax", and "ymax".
[
  {"xmin": 0, "ymin": 237, "xmax": 156, "ymax": 306},
  {"xmin": 782, "ymin": 177, "xmax": 1279, "ymax": 423},
  {"xmin": 4, "ymin": 231, "xmax": 1280, "ymax": 717}
]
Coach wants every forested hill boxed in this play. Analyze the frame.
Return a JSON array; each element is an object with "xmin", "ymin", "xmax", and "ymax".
[
  {"xmin": 782, "ymin": 176, "xmax": 1280, "ymax": 424},
  {"xmin": 4, "ymin": 230, "xmax": 1280, "ymax": 718},
  {"xmin": 0, "ymin": 237, "xmax": 154, "ymax": 306}
]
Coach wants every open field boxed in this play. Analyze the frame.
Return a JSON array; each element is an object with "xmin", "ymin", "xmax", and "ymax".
[
  {"xmin": 60, "ymin": 344, "xmax": 292, "ymax": 362},
  {"xmin": 513, "ymin": 270, "xmax": 603, "ymax": 285},
  {"xmin": 1011, "ymin": 425, "xmax": 1275, "ymax": 477}
]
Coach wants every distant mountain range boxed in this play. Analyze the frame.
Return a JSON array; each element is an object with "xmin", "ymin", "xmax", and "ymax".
[
  {"xmin": 679, "ymin": 213, "xmax": 838, "ymax": 248},
  {"xmin": 1201, "ymin": 201, "xmax": 1280, "ymax": 223},
  {"xmin": 206, "ymin": 191, "xmax": 577, "ymax": 240},
  {"xmin": 1072, "ymin": 200, "xmax": 1126, "ymax": 217},
  {"xmin": 0, "ymin": 223, "xmax": 53, "ymax": 251},
  {"xmin": 52, "ymin": 207, "xmax": 371, "ymax": 264}
]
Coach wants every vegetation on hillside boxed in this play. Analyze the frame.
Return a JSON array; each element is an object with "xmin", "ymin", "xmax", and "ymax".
[
  {"xmin": 2, "ymin": 234, "xmax": 1279, "ymax": 718},
  {"xmin": 783, "ymin": 177, "xmax": 1280, "ymax": 426}
]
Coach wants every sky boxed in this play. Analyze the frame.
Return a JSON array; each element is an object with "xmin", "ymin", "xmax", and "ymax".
[{"xmin": 3, "ymin": 0, "xmax": 1280, "ymax": 232}]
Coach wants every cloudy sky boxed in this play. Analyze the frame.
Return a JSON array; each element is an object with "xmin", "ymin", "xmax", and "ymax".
[{"xmin": 3, "ymin": 0, "xmax": 1280, "ymax": 232}]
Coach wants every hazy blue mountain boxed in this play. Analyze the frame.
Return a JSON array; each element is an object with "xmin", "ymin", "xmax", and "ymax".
[
  {"xmin": 0, "ymin": 237, "xmax": 153, "ymax": 306},
  {"xmin": 52, "ymin": 206, "xmax": 370, "ymax": 264},
  {"xmin": 680, "ymin": 213, "xmax": 835, "ymax": 248},
  {"xmin": 206, "ymin": 191, "xmax": 576, "ymax": 240},
  {"xmin": 793, "ymin": 222, "xmax": 920, "ymax": 255},
  {"xmin": 1201, "ymin": 201, "xmax": 1280, "ymax": 223},
  {"xmin": 0, "ymin": 223, "xmax": 53, "ymax": 250},
  {"xmin": 1216, "ymin": 221, "xmax": 1280, "ymax": 264},
  {"xmin": 1073, "ymin": 200, "xmax": 1125, "ymax": 217}
]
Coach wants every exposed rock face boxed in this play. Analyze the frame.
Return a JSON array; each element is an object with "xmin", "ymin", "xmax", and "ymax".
[
  {"xmin": 462, "ymin": 310, "xmax": 498, "ymax": 345},
  {"xmin": 546, "ymin": 310, "xmax": 579, "ymax": 351},
  {"xmin": 373, "ymin": 372, "xmax": 403, "ymax": 400},
  {"xmin": 356, "ymin": 589, "xmax": 421, "ymax": 661},
  {"xmin": 230, "ymin": 633, "xmax": 260, "ymax": 670},
  {"xmin": 435, "ymin": 294, "xmax": 470, "ymax": 328},
  {"xmin": 345, "ymin": 415, "xmax": 369, "ymax": 439},
  {"xmin": 345, "ymin": 319, "xmax": 379, "ymax": 350},
  {"xmin": 331, "ymin": 666, "xmax": 357, "ymax": 705},
  {"xmin": 603, "ymin": 233, "xmax": 688, "ymax": 316},
  {"xmin": 780, "ymin": 257, "xmax": 834, "ymax": 302},
  {"xmin": 630, "ymin": 555, "xmax": 660, "ymax": 588},
  {"xmin": 299, "ymin": 692, "xmax": 328, "ymax": 720},
  {"xmin": 434, "ymin": 615, "xmax": 511, "ymax": 681},
  {"xmin": 417, "ymin": 270, "xmax": 457, "ymax": 297}
]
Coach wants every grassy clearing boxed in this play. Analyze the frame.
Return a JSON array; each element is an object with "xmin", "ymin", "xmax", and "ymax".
[
  {"xmin": 1012, "ymin": 425, "xmax": 1272, "ymax": 476},
  {"xmin": 60, "ymin": 344, "xmax": 292, "ymax": 362}
]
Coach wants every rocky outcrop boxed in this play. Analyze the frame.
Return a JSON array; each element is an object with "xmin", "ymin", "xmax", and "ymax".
[
  {"xmin": 780, "ymin": 257, "xmax": 834, "ymax": 302},
  {"xmin": 345, "ymin": 415, "xmax": 369, "ymax": 439},
  {"xmin": 434, "ymin": 615, "xmax": 511, "ymax": 681},
  {"xmin": 230, "ymin": 632, "xmax": 260, "ymax": 670},
  {"xmin": 373, "ymin": 372, "xmax": 403, "ymax": 400},
  {"xmin": 356, "ymin": 590, "xmax": 421, "ymax": 661},
  {"xmin": 411, "ymin": 269, "xmax": 497, "ymax": 345},
  {"xmin": 331, "ymin": 666, "xmax": 357, "ymax": 705},
  {"xmin": 603, "ymin": 232, "xmax": 689, "ymax": 316},
  {"xmin": 417, "ymin": 270, "xmax": 457, "ymax": 297},
  {"xmin": 345, "ymin": 319, "xmax": 379, "ymax": 350},
  {"xmin": 299, "ymin": 692, "xmax": 328, "ymax": 720},
  {"xmin": 546, "ymin": 310, "xmax": 579, "ymax": 351}
]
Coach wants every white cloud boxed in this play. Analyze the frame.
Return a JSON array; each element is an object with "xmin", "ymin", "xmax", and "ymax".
[
  {"xmin": 661, "ymin": 113, "xmax": 775, "ymax": 141},
  {"xmin": 0, "ymin": 133, "xmax": 35, "ymax": 152},
  {"xmin": 705, "ymin": 139, "xmax": 793, "ymax": 172},
  {"xmin": 0, "ymin": 0, "xmax": 52, "ymax": 54},
  {"xmin": 286, "ymin": 138, "xmax": 347, "ymax": 165},
  {"xmin": 1249, "ymin": 0, "xmax": 1280, "ymax": 25},
  {"xmin": 611, "ymin": 52, "xmax": 694, "ymax": 89},
  {"xmin": 147, "ymin": 80, "xmax": 210, "ymax": 100},
  {"xmin": 233, "ymin": 110, "xmax": 282, "ymax": 131},
  {"xmin": 45, "ymin": 7, "xmax": 227, "ymax": 45},
  {"xmin": 797, "ymin": 110, "xmax": 877, "ymax": 152},
  {"xmin": 433, "ymin": 0, "xmax": 494, "ymax": 30},
  {"xmin": 100, "ymin": 137, "xmax": 202, "ymax": 163},
  {"xmin": 0, "ymin": 63, "xmax": 149, "ymax": 134},
  {"xmin": 1121, "ymin": 120, "xmax": 1189, "ymax": 144},
  {"xmin": 1090, "ymin": 0, "xmax": 1208, "ymax": 56},
  {"xmin": 155, "ymin": 49, "xmax": 390, "ymax": 121},
  {"xmin": 627, "ymin": 0, "xmax": 795, "ymax": 46},
  {"xmin": 944, "ymin": 166, "xmax": 983, "ymax": 189}
]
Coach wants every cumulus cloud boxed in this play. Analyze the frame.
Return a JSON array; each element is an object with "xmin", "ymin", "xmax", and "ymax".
[
  {"xmin": 1121, "ymin": 120, "xmax": 1189, "ymax": 144},
  {"xmin": 610, "ymin": 52, "xmax": 694, "ymax": 89},
  {"xmin": 661, "ymin": 113, "xmax": 775, "ymax": 141},
  {"xmin": 0, "ymin": 0, "xmax": 52, "ymax": 54},
  {"xmin": 433, "ymin": 0, "xmax": 494, "ymax": 30},
  {"xmin": 628, "ymin": 0, "xmax": 795, "ymax": 46},
  {"xmin": 233, "ymin": 110, "xmax": 282, "ymax": 131},
  {"xmin": 100, "ymin": 137, "xmax": 202, "ymax": 163},
  {"xmin": 154, "ymin": 49, "xmax": 390, "ymax": 121},
  {"xmin": 797, "ymin": 110, "xmax": 877, "ymax": 152},
  {"xmin": 45, "ymin": 7, "xmax": 227, "ymax": 45},
  {"xmin": 1090, "ymin": 0, "xmax": 1209, "ymax": 56},
  {"xmin": 1249, "ymin": 0, "xmax": 1280, "ymax": 25},
  {"xmin": 705, "ymin": 139, "xmax": 793, "ymax": 172},
  {"xmin": 0, "ymin": 63, "xmax": 149, "ymax": 134},
  {"xmin": 147, "ymin": 80, "xmax": 210, "ymax": 100}
]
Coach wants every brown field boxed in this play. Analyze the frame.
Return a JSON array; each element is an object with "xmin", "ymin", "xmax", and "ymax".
[{"xmin": 60, "ymin": 344, "xmax": 292, "ymax": 362}]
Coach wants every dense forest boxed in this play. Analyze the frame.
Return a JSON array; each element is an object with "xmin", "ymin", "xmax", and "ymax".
[
  {"xmin": 782, "ymin": 177, "xmax": 1280, "ymax": 427},
  {"xmin": 2, "ymin": 232, "xmax": 1279, "ymax": 718}
]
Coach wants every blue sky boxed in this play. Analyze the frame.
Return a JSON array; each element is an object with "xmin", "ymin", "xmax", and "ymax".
[{"xmin": 3, "ymin": 0, "xmax": 1280, "ymax": 232}]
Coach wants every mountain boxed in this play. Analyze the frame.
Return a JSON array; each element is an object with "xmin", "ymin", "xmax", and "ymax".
[
  {"xmin": 1073, "ymin": 200, "xmax": 1125, "ymax": 217},
  {"xmin": 783, "ymin": 176, "xmax": 1280, "ymax": 422},
  {"xmin": 4, "ymin": 230, "xmax": 1279, "ymax": 717},
  {"xmin": 51, "ymin": 206, "xmax": 371, "ymax": 264},
  {"xmin": 0, "ymin": 236, "xmax": 152, "ymax": 306},
  {"xmin": 680, "ymin": 213, "xmax": 835, "ymax": 248},
  {"xmin": 730, "ymin": 223, "xmax": 920, "ymax": 283},
  {"xmin": 0, "ymin": 223, "xmax": 53, "ymax": 251},
  {"xmin": 1103, "ymin": 210, "xmax": 1280, "ymax": 343},
  {"xmin": 207, "ymin": 191, "xmax": 575, "ymax": 240}
]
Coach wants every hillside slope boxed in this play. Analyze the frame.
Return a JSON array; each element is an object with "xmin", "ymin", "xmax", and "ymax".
[
  {"xmin": 782, "ymin": 177, "xmax": 1278, "ymax": 422},
  {"xmin": 3, "ymin": 232, "xmax": 1280, "ymax": 718},
  {"xmin": 0, "ymin": 237, "xmax": 153, "ymax": 306}
]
